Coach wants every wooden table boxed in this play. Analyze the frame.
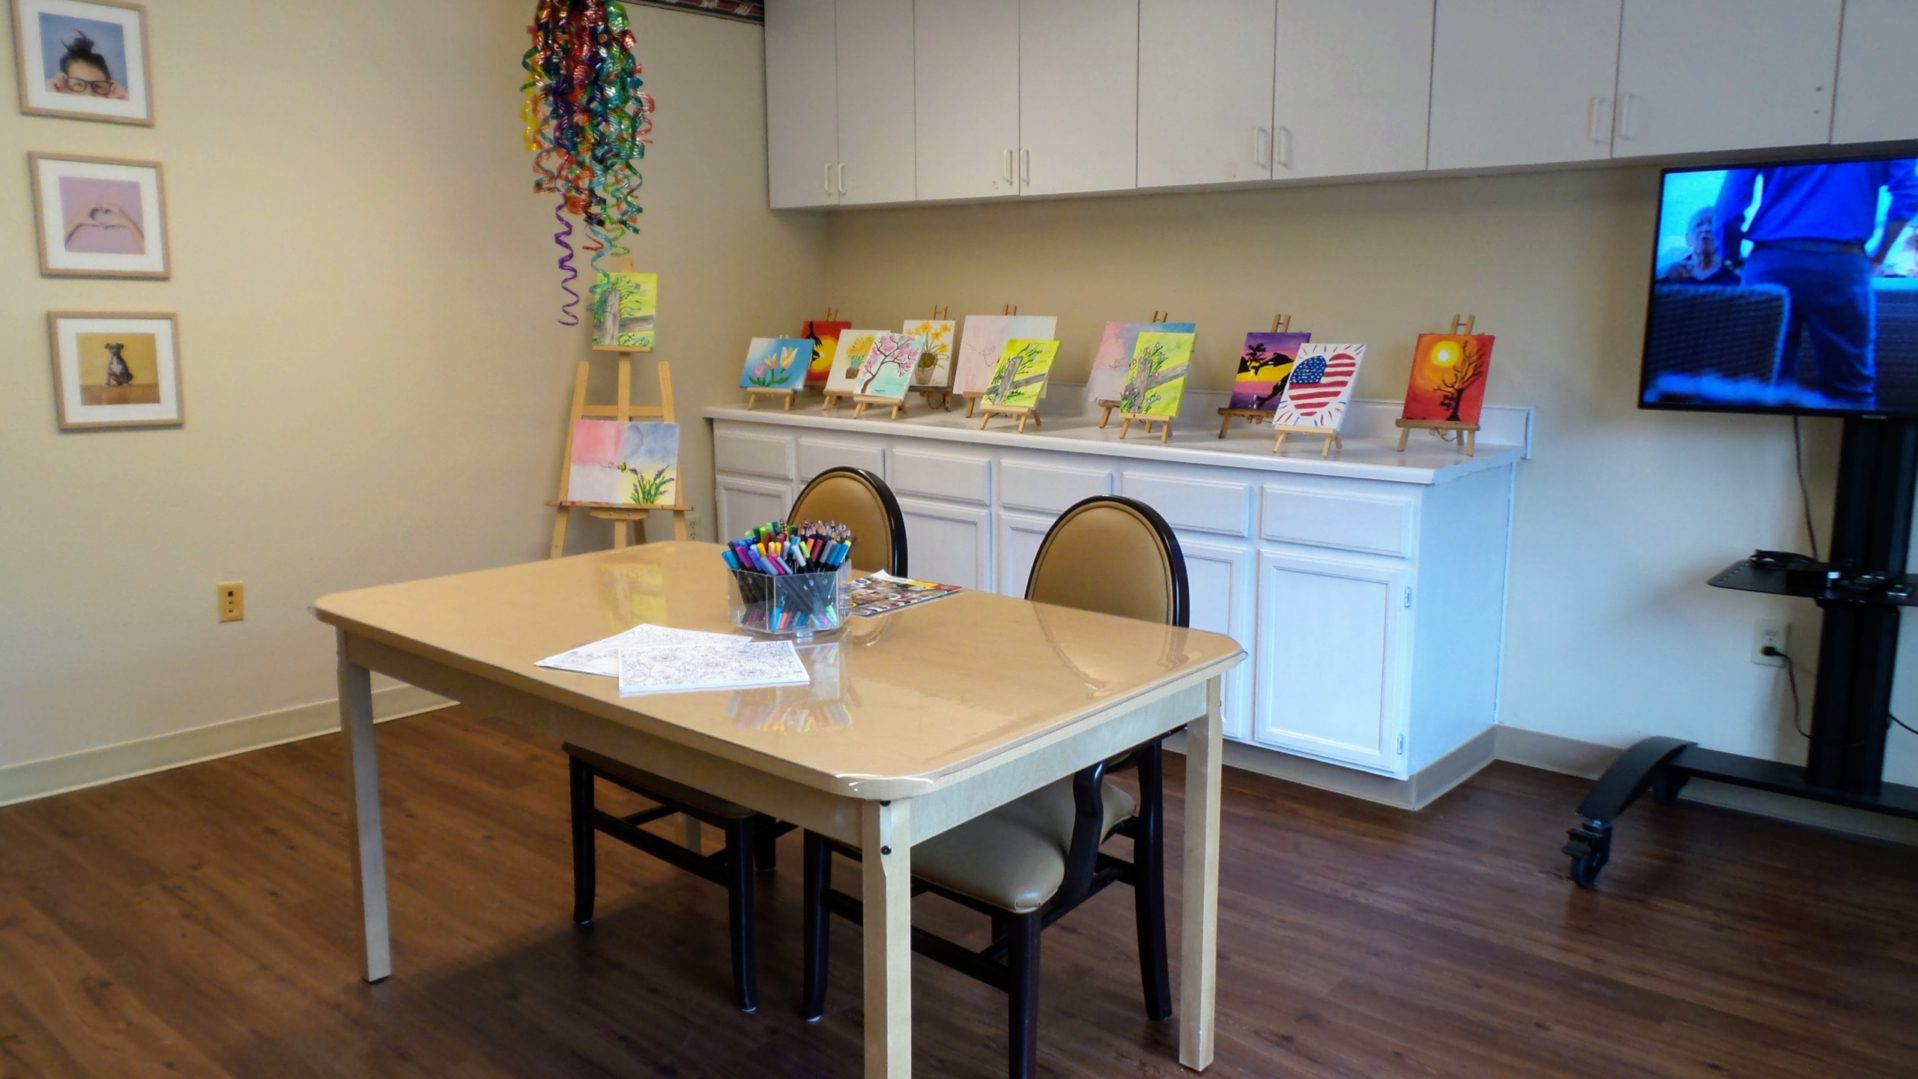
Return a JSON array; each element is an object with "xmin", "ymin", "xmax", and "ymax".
[{"xmin": 313, "ymin": 543, "xmax": 1244, "ymax": 1077}]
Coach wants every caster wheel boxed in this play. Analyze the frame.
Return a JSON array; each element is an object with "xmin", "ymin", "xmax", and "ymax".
[{"xmin": 1562, "ymin": 824, "xmax": 1611, "ymax": 888}]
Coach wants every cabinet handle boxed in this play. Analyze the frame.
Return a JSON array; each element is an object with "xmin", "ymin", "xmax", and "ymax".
[
  {"xmin": 1004, "ymin": 148, "xmax": 1015, "ymax": 186},
  {"xmin": 1586, "ymin": 96, "xmax": 1612, "ymax": 143},
  {"xmin": 1253, "ymin": 126, "xmax": 1271, "ymax": 169},
  {"xmin": 824, "ymin": 162, "xmax": 834, "ymax": 196},
  {"xmin": 1617, "ymin": 93, "xmax": 1639, "ymax": 141},
  {"xmin": 1275, "ymin": 125, "xmax": 1292, "ymax": 169},
  {"xmin": 836, "ymin": 162, "xmax": 847, "ymax": 195},
  {"xmin": 1020, "ymin": 148, "xmax": 1030, "ymax": 187}
]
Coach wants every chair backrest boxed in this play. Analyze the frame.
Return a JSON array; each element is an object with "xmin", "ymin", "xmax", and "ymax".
[
  {"xmin": 1024, "ymin": 496, "xmax": 1189, "ymax": 628},
  {"xmin": 788, "ymin": 467, "xmax": 908, "ymax": 577}
]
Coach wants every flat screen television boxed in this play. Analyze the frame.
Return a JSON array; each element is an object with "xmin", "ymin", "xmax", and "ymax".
[{"xmin": 1638, "ymin": 151, "xmax": 1918, "ymax": 418}]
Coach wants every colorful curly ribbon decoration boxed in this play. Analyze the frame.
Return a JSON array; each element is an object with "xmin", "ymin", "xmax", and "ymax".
[{"xmin": 521, "ymin": 0, "xmax": 655, "ymax": 325}]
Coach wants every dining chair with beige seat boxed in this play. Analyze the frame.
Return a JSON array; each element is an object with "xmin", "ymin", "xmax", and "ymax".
[
  {"xmin": 564, "ymin": 466, "xmax": 908, "ymax": 1012},
  {"xmin": 798, "ymin": 494, "xmax": 1188, "ymax": 1078}
]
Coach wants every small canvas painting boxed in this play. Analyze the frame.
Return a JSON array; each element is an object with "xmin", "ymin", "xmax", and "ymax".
[
  {"xmin": 1087, "ymin": 320, "xmax": 1196, "ymax": 403},
  {"xmin": 901, "ymin": 319, "xmax": 956, "ymax": 388},
  {"xmin": 856, "ymin": 332, "xmax": 923, "ymax": 399},
  {"xmin": 1401, "ymin": 333, "xmax": 1495, "ymax": 425},
  {"xmin": 568, "ymin": 420, "xmax": 679, "ymax": 506},
  {"xmin": 740, "ymin": 337, "xmax": 814, "ymax": 391},
  {"xmin": 1273, "ymin": 344, "xmax": 1366, "ymax": 430},
  {"xmin": 592, "ymin": 272, "xmax": 657, "ymax": 350},
  {"xmin": 954, "ymin": 314, "xmax": 1057, "ymax": 395},
  {"xmin": 984, "ymin": 339, "xmax": 1059, "ymax": 409},
  {"xmin": 800, "ymin": 319, "xmax": 851, "ymax": 387},
  {"xmin": 1119, "ymin": 331, "xmax": 1195, "ymax": 418},
  {"xmin": 1228, "ymin": 332, "xmax": 1313, "ymax": 411},
  {"xmin": 824, "ymin": 329, "xmax": 886, "ymax": 396}
]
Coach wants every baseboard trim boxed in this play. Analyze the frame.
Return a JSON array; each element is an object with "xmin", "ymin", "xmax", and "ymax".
[
  {"xmin": 0, "ymin": 685, "xmax": 449, "ymax": 808},
  {"xmin": 1170, "ymin": 728, "xmax": 1497, "ymax": 812}
]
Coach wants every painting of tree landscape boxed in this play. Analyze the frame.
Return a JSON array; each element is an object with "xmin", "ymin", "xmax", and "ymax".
[
  {"xmin": 1119, "ymin": 331, "xmax": 1195, "ymax": 417},
  {"xmin": 984, "ymin": 339, "xmax": 1059, "ymax": 409},
  {"xmin": 1400, "ymin": 333, "xmax": 1495, "ymax": 424},
  {"xmin": 1228, "ymin": 331, "xmax": 1312, "ymax": 410},
  {"xmin": 857, "ymin": 332, "xmax": 924, "ymax": 399},
  {"xmin": 1086, "ymin": 320, "xmax": 1196, "ymax": 402}
]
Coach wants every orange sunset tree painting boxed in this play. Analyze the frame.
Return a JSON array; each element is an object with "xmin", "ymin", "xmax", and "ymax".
[{"xmin": 1400, "ymin": 333, "xmax": 1495, "ymax": 425}]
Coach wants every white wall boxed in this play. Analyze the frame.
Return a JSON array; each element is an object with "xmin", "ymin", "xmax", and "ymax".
[
  {"xmin": 0, "ymin": 2, "xmax": 825, "ymax": 787},
  {"xmin": 819, "ymin": 168, "xmax": 1918, "ymax": 787}
]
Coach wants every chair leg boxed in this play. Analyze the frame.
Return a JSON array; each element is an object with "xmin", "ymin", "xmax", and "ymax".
[
  {"xmin": 568, "ymin": 756, "xmax": 596, "ymax": 926},
  {"xmin": 753, "ymin": 826, "xmax": 779, "ymax": 873},
  {"xmin": 725, "ymin": 821, "xmax": 759, "ymax": 1013},
  {"xmin": 1134, "ymin": 742, "xmax": 1173, "ymax": 1021},
  {"xmin": 1007, "ymin": 912, "xmax": 1041, "ymax": 1079},
  {"xmin": 801, "ymin": 831, "xmax": 831, "ymax": 1021}
]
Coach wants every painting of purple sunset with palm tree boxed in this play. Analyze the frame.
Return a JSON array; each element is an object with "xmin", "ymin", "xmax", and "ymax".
[{"xmin": 1227, "ymin": 332, "xmax": 1312, "ymax": 411}]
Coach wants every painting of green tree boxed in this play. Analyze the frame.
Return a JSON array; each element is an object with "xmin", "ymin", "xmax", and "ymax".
[
  {"xmin": 1119, "ymin": 331, "xmax": 1195, "ymax": 417},
  {"xmin": 984, "ymin": 339, "xmax": 1059, "ymax": 409}
]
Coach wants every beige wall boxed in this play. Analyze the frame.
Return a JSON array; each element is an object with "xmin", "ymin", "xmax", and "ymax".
[
  {"xmin": 1, "ymin": 3, "xmax": 824, "ymax": 775},
  {"xmin": 823, "ymin": 170, "xmax": 1918, "ymax": 787}
]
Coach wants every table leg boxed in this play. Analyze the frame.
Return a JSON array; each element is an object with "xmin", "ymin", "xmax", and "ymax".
[
  {"xmin": 1179, "ymin": 676, "xmax": 1223, "ymax": 1069},
  {"xmin": 862, "ymin": 799, "xmax": 912, "ymax": 1077},
  {"xmin": 337, "ymin": 632, "xmax": 392, "ymax": 982}
]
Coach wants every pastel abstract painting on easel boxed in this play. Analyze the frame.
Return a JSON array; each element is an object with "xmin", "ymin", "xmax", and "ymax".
[
  {"xmin": 568, "ymin": 420, "xmax": 679, "ymax": 506},
  {"xmin": 1273, "ymin": 344, "xmax": 1366, "ymax": 430},
  {"xmin": 1087, "ymin": 320, "xmax": 1196, "ymax": 402},
  {"xmin": 740, "ymin": 337, "xmax": 814, "ymax": 390},
  {"xmin": 858, "ymin": 332, "xmax": 924, "ymax": 399},
  {"xmin": 800, "ymin": 320, "xmax": 850, "ymax": 387},
  {"xmin": 591, "ymin": 272, "xmax": 657, "ymax": 351},
  {"xmin": 985, "ymin": 339, "xmax": 1059, "ymax": 408},
  {"xmin": 954, "ymin": 314, "xmax": 1056, "ymax": 395},
  {"xmin": 901, "ymin": 319, "xmax": 956, "ymax": 388},
  {"xmin": 1120, "ymin": 331, "xmax": 1195, "ymax": 417},
  {"xmin": 825, "ymin": 329, "xmax": 885, "ymax": 395},
  {"xmin": 1401, "ymin": 334, "xmax": 1494, "ymax": 424},
  {"xmin": 1228, "ymin": 332, "xmax": 1312, "ymax": 411}
]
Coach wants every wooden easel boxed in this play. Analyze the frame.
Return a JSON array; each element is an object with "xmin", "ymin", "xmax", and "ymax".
[
  {"xmin": 962, "ymin": 304, "xmax": 1019, "ymax": 419},
  {"xmin": 1218, "ymin": 313, "xmax": 1292, "ymax": 437},
  {"xmin": 745, "ymin": 387, "xmax": 796, "ymax": 411},
  {"xmin": 917, "ymin": 304, "xmax": 955, "ymax": 411},
  {"xmin": 978, "ymin": 402, "xmax": 1041, "ymax": 432},
  {"xmin": 1097, "ymin": 309, "xmax": 1169, "ymax": 429},
  {"xmin": 852, "ymin": 395, "xmax": 906, "ymax": 420},
  {"xmin": 546, "ymin": 262, "xmax": 693, "ymax": 557},
  {"xmin": 1271, "ymin": 424, "xmax": 1341, "ymax": 458},
  {"xmin": 1117, "ymin": 412, "xmax": 1172, "ymax": 443},
  {"xmin": 1394, "ymin": 313, "xmax": 1481, "ymax": 457}
]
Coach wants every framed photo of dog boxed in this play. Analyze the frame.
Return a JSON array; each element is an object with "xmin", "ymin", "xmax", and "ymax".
[{"xmin": 48, "ymin": 311, "xmax": 183, "ymax": 429}]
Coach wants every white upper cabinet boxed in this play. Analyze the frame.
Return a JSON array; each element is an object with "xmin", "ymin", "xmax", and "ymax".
[
  {"xmin": 915, "ymin": 0, "xmax": 1021, "ymax": 201},
  {"xmin": 1428, "ymin": 0, "xmax": 1622, "ymax": 171},
  {"xmin": 765, "ymin": 0, "xmax": 840, "ymax": 209},
  {"xmin": 1831, "ymin": 0, "xmax": 1918, "ymax": 146},
  {"xmin": 1272, "ymin": 0, "xmax": 1432, "ymax": 181},
  {"xmin": 1019, "ymin": 0, "xmax": 1139, "ymax": 196},
  {"xmin": 833, "ymin": 0, "xmax": 917, "ymax": 204},
  {"xmin": 1137, "ymin": 0, "xmax": 1276, "ymax": 189},
  {"xmin": 1611, "ymin": 0, "xmax": 1838, "ymax": 158}
]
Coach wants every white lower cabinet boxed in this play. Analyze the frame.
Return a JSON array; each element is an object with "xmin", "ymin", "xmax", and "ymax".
[
  {"xmin": 895, "ymin": 496, "xmax": 992, "ymax": 592},
  {"xmin": 996, "ymin": 510, "xmax": 1055, "ymax": 596},
  {"xmin": 1176, "ymin": 535, "xmax": 1257, "ymax": 742},
  {"xmin": 715, "ymin": 475, "xmax": 793, "ymax": 540}
]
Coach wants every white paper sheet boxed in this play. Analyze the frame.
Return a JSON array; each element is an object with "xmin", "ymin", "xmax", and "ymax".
[
  {"xmin": 617, "ymin": 638, "xmax": 811, "ymax": 695},
  {"xmin": 536, "ymin": 623, "xmax": 749, "ymax": 678}
]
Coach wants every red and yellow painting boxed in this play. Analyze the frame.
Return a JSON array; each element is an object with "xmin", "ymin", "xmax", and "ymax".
[
  {"xmin": 800, "ymin": 319, "xmax": 850, "ymax": 387},
  {"xmin": 1400, "ymin": 333, "xmax": 1495, "ymax": 425}
]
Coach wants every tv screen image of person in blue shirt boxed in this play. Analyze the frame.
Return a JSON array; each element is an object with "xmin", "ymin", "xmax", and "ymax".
[{"xmin": 1712, "ymin": 160, "xmax": 1918, "ymax": 409}]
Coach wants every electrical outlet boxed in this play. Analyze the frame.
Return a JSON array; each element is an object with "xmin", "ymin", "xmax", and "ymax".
[
  {"xmin": 1752, "ymin": 617, "xmax": 1788, "ymax": 667},
  {"xmin": 217, "ymin": 581, "xmax": 245, "ymax": 622}
]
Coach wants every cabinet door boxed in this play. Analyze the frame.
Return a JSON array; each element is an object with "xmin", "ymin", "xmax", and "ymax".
[
  {"xmin": 996, "ymin": 510, "xmax": 1055, "ymax": 596},
  {"xmin": 1020, "ymin": 0, "xmax": 1139, "ymax": 196},
  {"xmin": 1428, "ymin": 0, "xmax": 1621, "ymax": 171},
  {"xmin": 916, "ymin": 0, "xmax": 1021, "ymax": 201},
  {"xmin": 717, "ymin": 475, "xmax": 794, "ymax": 541},
  {"xmin": 1137, "ymin": 0, "xmax": 1275, "ymax": 188},
  {"xmin": 1180, "ymin": 537, "xmax": 1256, "ymax": 742},
  {"xmin": 896, "ymin": 497, "xmax": 992, "ymax": 592},
  {"xmin": 1252, "ymin": 550, "xmax": 1409, "ymax": 776},
  {"xmin": 1833, "ymin": 0, "xmax": 1918, "ymax": 145},
  {"xmin": 835, "ymin": 0, "xmax": 917, "ymax": 204},
  {"xmin": 765, "ymin": 0, "xmax": 840, "ymax": 209},
  {"xmin": 1612, "ymin": 0, "xmax": 1838, "ymax": 158},
  {"xmin": 1272, "ymin": 0, "xmax": 1431, "ymax": 181}
]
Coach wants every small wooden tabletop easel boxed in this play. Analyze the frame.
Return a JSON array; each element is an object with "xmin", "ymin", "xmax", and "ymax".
[
  {"xmin": 1394, "ymin": 313, "xmax": 1481, "ymax": 457},
  {"xmin": 546, "ymin": 262, "xmax": 693, "ymax": 558},
  {"xmin": 1271, "ymin": 424, "xmax": 1341, "ymax": 458},
  {"xmin": 852, "ymin": 395, "xmax": 906, "ymax": 420},
  {"xmin": 1097, "ymin": 309, "xmax": 1169, "ymax": 429},
  {"xmin": 1117, "ymin": 411, "xmax": 1171, "ymax": 443},
  {"xmin": 1219, "ymin": 313, "xmax": 1291, "ymax": 437},
  {"xmin": 977, "ymin": 400, "xmax": 1042, "ymax": 432},
  {"xmin": 745, "ymin": 388, "xmax": 796, "ymax": 411},
  {"xmin": 963, "ymin": 304, "xmax": 1019, "ymax": 419},
  {"xmin": 813, "ymin": 307, "xmax": 851, "ymax": 411},
  {"xmin": 919, "ymin": 304, "xmax": 955, "ymax": 411}
]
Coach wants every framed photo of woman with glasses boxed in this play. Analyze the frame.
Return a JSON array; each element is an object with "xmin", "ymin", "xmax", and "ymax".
[{"xmin": 13, "ymin": 0, "xmax": 153, "ymax": 125}]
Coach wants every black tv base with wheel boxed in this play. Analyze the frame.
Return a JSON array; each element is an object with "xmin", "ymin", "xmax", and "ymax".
[{"xmin": 1564, "ymin": 417, "xmax": 1918, "ymax": 887}]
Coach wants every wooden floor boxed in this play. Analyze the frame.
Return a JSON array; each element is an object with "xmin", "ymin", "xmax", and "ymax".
[{"xmin": 2, "ymin": 707, "xmax": 1915, "ymax": 1078}]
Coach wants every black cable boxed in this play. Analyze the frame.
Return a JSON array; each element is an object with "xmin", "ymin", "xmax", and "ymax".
[
  {"xmin": 1766, "ymin": 646, "xmax": 1811, "ymax": 739},
  {"xmin": 1893, "ymin": 713, "xmax": 1918, "ymax": 736},
  {"xmin": 1792, "ymin": 416, "xmax": 1821, "ymax": 561}
]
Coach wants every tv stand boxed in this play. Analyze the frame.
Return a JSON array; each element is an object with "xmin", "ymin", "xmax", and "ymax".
[{"xmin": 1564, "ymin": 418, "xmax": 1918, "ymax": 886}]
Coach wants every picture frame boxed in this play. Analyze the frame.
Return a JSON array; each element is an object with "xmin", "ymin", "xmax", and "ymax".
[
  {"xmin": 29, "ymin": 152, "xmax": 169, "ymax": 278},
  {"xmin": 48, "ymin": 311, "xmax": 183, "ymax": 429},
  {"xmin": 13, "ymin": 0, "xmax": 154, "ymax": 125}
]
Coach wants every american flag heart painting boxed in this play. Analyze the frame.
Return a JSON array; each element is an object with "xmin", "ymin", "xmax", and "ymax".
[{"xmin": 1271, "ymin": 344, "xmax": 1366, "ymax": 430}]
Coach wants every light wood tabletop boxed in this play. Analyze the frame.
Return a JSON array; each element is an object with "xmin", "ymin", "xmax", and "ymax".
[{"xmin": 314, "ymin": 541, "xmax": 1244, "ymax": 1077}]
